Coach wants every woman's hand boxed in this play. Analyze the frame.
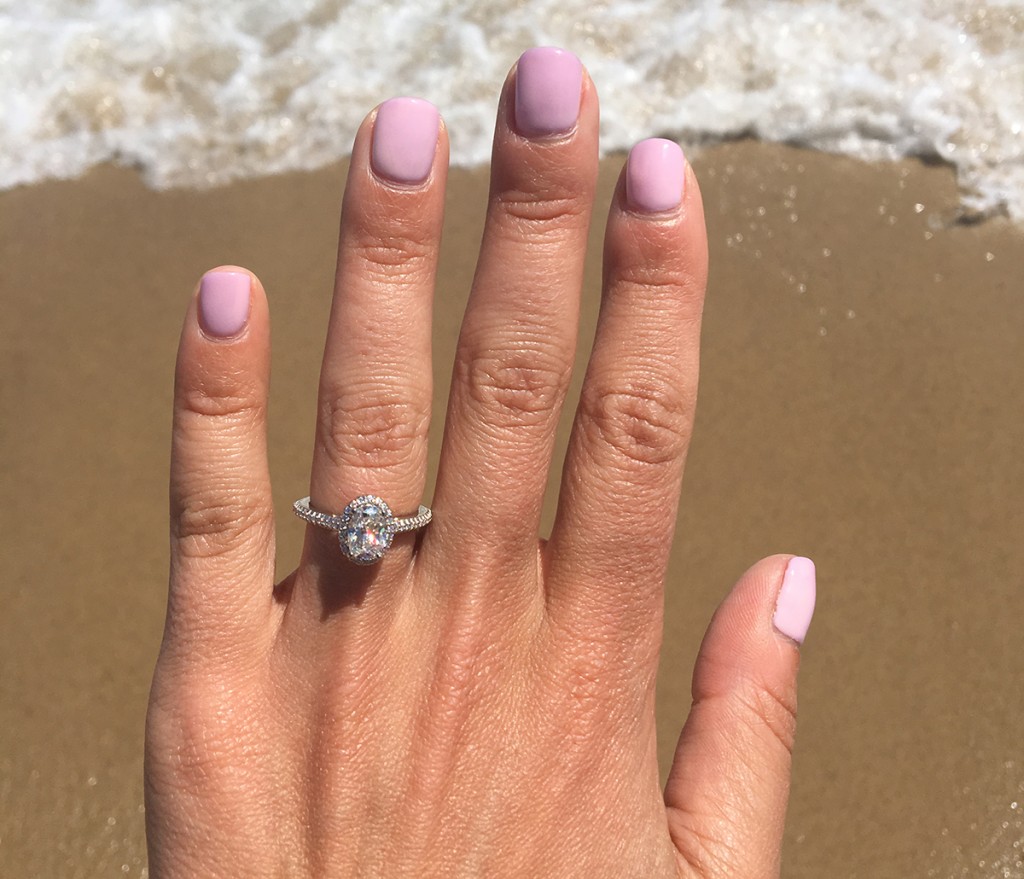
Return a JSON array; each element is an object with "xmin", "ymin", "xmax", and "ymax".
[{"xmin": 145, "ymin": 47, "xmax": 816, "ymax": 878}]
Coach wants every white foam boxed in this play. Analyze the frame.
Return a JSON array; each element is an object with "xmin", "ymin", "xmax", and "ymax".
[{"xmin": 2, "ymin": 0, "xmax": 1022, "ymax": 219}]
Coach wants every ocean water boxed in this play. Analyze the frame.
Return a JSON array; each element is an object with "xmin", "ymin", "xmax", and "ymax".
[{"xmin": 2, "ymin": 0, "xmax": 1022, "ymax": 219}]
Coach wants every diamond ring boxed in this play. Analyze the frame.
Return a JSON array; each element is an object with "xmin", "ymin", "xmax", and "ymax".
[{"xmin": 293, "ymin": 495, "xmax": 432, "ymax": 564}]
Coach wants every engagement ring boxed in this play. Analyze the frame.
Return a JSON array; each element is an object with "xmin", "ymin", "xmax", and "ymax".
[{"xmin": 293, "ymin": 495, "xmax": 432, "ymax": 564}]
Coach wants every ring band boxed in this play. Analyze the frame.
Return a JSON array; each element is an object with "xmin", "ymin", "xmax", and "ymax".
[{"xmin": 293, "ymin": 495, "xmax": 432, "ymax": 564}]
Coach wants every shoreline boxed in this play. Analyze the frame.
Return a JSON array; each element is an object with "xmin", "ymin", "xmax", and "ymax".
[
  {"xmin": 4, "ymin": 137, "xmax": 1016, "ymax": 228},
  {"xmin": 2, "ymin": 143, "xmax": 1022, "ymax": 877}
]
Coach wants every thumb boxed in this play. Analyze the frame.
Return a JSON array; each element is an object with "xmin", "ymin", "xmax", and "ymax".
[{"xmin": 664, "ymin": 555, "xmax": 817, "ymax": 879}]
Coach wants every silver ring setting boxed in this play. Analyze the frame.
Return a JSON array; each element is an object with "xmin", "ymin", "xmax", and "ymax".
[{"xmin": 293, "ymin": 495, "xmax": 432, "ymax": 565}]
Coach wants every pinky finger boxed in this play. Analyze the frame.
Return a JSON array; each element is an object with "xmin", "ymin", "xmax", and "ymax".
[{"xmin": 166, "ymin": 267, "xmax": 276, "ymax": 656}]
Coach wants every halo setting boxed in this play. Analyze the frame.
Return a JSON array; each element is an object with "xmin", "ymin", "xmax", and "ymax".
[
  {"xmin": 292, "ymin": 495, "xmax": 432, "ymax": 564},
  {"xmin": 338, "ymin": 495, "xmax": 395, "ymax": 564}
]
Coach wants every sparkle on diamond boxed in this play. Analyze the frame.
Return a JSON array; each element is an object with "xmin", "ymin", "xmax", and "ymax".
[{"xmin": 339, "ymin": 497, "xmax": 394, "ymax": 564}]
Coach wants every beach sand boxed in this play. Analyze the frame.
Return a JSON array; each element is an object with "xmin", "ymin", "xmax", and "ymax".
[{"xmin": 2, "ymin": 143, "xmax": 1022, "ymax": 877}]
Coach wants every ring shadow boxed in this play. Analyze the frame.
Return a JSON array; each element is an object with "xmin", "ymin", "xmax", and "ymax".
[{"xmin": 272, "ymin": 526, "xmax": 418, "ymax": 619}]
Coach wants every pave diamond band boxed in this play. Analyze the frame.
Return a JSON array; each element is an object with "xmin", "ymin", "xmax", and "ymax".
[{"xmin": 293, "ymin": 495, "xmax": 432, "ymax": 565}]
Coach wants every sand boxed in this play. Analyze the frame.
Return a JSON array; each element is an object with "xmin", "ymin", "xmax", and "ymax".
[{"xmin": 2, "ymin": 143, "xmax": 1023, "ymax": 877}]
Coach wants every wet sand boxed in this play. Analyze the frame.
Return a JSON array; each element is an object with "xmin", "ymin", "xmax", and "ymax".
[{"xmin": 2, "ymin": 143, "xmax": 1023, "ymax": 877}]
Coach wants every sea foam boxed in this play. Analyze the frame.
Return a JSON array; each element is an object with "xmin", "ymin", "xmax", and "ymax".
[{"xmin": 1, "ymin": 0, "xmax": 1022, "ymax": 219}]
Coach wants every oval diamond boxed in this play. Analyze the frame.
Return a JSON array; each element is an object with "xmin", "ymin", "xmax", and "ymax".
[{"xmin": 337, "ymin": 495, "xmax": 395, "ymax": 564}]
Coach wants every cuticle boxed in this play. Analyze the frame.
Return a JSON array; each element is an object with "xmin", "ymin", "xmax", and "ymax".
[{"xmin": 369, "ymin": 168, "xmax": 434, "ymax": 191}]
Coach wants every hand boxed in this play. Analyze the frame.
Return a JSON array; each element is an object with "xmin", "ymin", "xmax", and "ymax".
[{"xmin": 145, "ymin": 47, "xmax": 816, "ymax": 878}]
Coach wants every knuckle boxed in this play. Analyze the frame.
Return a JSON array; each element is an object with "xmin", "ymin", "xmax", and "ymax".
[
  {"xmin": 613, "ymin": 261, "xmax": 693, "ymax": 298},
  {"xmin": 735, "ymin": 679, "xmax": 799, "ymax": 757},
  {"xmin": 610, "ymin": 255, "xmax": 684, "ymax": 288},
  {"xmin": 172, "ymin": 489, "xmax": 273, "ymax": 560},
  {"xmin": 578, "ymin": 378, "xmax": 692, "ymax": 468},
  {"xmin": 348, "ymin": 227, "xmax": 435, "ymax": 284},
  {"xmin": 668, "ymin": 815, "xmax": 741, "ymax": 879},
  {"xmin": 458, "ymin": 340, "xmax": 571, "ymax": 427},
  {"xmin": 320, "ymin": 386, "xmax": 429, "ymax": 471},
  {"xmin": 147, "ymin": 675, "xmax": 259, "ymax": 798},
  {"xmin": 178, "ymin": 384, "xmax": 264, "ymax": 425},
  {"xmin": 496, "ymin": 186, "xmax": 588, "ymax": 230}
]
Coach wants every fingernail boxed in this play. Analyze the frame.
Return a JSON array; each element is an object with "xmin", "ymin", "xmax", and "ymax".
[
  {"xmin": 773, "ymin": 557, "xmax": 816, "ymax": 644},
  {"xmin": 626, "ymin": 138, "xmax": 687, "ymax": 213},
  {"xmin": 199, "ymin": 271, "xmax": 251, "ymax": 338},
  {"xmin": 371, "ymin": 97, "xmax": 440, "ymax": 185},
  {"xmin": 514, "ymin": 46, "xmax": 583, "ymax": 137}
]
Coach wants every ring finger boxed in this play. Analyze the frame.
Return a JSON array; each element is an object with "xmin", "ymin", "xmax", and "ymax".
[{"xmin": 296, "ymin": 98, "xmax": 447, "ymax": 598}]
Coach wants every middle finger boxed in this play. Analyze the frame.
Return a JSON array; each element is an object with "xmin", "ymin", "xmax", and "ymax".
[{"xmin": 424, "ymin": 47, "xmax": 599, "ymax": 578}]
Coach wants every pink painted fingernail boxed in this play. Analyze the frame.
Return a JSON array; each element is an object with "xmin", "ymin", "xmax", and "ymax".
[
  {"xmin": 773, "ymin": 557, "xmax": 817, "ymax": 644},
  {"xmin": 514, "ymin": 47, "xmax": 583, "ymax": 137},
  {"xmin": 371, "ymin": 97, "xmax": 440, "ymax": 185},
  {"xmin": 626, "ymin": 138, "xmax": 687, "ymax": 213},
  {"xmin": 199, "ymin": 271, "xmax": 251, "ymax": 338}
]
